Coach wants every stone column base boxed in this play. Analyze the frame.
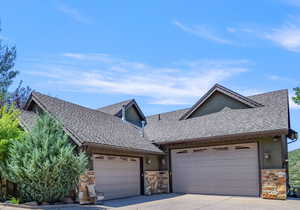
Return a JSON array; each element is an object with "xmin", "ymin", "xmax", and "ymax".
[
  {"xmin": 261, "ymin": 169, "xmax": 287, "ymax": 200},
  {"xmin": 144, "ymin": 171, "xmax": 169, "ymax": 195},
  {"xmin": 78, "ymin": 171, "xmax": 97, "ymax": 204}
]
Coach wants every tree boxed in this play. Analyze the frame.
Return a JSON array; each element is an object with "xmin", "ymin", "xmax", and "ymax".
[
  {"xmin": 0, "ymin": 23, "xmax": 31, "ymax": 108},
  {"xmin": 6, "ymin": 114, "xmax": 88, "ymax": 203},
  {"xmin": 7, "ymin": 80, "xmax": 31, "ymax": 109},
  {"xmin": 0, "ymin": 105, "xmax": 24, "ymax": 167},
  {"xmin": 292, "ymin": 87, "xmax": 300, "ymax": 105},
  {"xmin": 0, "ymin": 32, "xmax": 18, "ymax": 105}
]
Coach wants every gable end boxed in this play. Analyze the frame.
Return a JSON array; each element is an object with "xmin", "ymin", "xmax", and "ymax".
[{"xmin": 180, "ymin": 84, "xmax": 263, "ymax": 120}]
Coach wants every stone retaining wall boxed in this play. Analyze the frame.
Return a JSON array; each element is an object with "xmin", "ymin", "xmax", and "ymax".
[
  {"xmin": 144, "ymin": 171, "xmax": 169, "ymax": 195},
  {"xmin": 78, "ymin": 171, "xmax": 97, "ymax": 204},
  {"xmin": 261, "ymin": 169, "xmax": 287, "ymax": 200}
]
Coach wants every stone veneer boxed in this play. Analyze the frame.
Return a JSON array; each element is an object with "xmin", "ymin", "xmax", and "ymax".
[
  {"xmin": 261, "ymin": 169, "xmax": 287, "ymax": 200},
  {"xmin": 78, "ymin": 171, "xmax": 97, "ymax": 204},
  {"xmin": 144, "ymin": 171, "xmax": 169, "ymax": 195}
]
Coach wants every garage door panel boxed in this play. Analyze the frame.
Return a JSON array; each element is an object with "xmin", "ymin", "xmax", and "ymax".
[
  {"xmin": 94, "ymin": 155, "xmax": 140, "ymax": 200},
  {"xmin": 172, "ymin": 143, "xmax": 259, "ymax": 196}
]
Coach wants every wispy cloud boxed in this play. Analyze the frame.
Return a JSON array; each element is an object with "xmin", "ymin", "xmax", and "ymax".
[
  {"xmin": 0, "ymin": 35, "xmax": 7, "ymax": 40},
  {"xmin": 173, "ymin": 21, "xmax": 233, "ymax": 44},
  {"xmin": 58, "ymin": 5, "xmax": 92, "ymax": 24},
  {"xmin": 26, "ymin": 53, "xmax": 249, "ymax": 105},
  {"xmin": 267, "ymin": 74, "xmax": 296, "ymax": 83},
  {"xmin": 265, "ymin": 23, "xmax": 300, "ymax": 52}
]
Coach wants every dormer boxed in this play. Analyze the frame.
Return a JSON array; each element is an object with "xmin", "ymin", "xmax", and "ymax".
[
  {"xmin": 180, "ymin": 84, "xmax": 263, "ymax": 120},
  {"xmin": 98, "ymin": 99, "xmax": 146, "ymax": 127}
]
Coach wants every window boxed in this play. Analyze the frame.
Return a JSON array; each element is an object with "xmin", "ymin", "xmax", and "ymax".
[
  {"xmin": 213, "ymin": 147, "xmax": 228, "ymax": 151},
  {"xmin": 120, "ymin": 157, "xmax": 128, "ymax": 161},
  {"xmin": 193, "ymin": 148, "xmax": 207, "ymax": 153},
  {"xmin": 235, "ymin": 146, "xmax": 250, "ymax": 150},
  {"xmin": 176, "ymin": 150, "xmax": 188, "ymax": 154}
]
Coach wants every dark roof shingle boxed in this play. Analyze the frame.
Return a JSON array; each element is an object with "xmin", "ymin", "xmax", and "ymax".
[
  {"xmin": 20, "ymin": 92, "xmax": 163, "ymax": 154},
  {"xmin": 97, "ymin": 99, "xmax": 133, "ymax": 116},
  {"xmin": 20, "ymin": 88, "xmax": 290, "ymax": 150},
  {"xmin": 144, "ymin": 89, "xmax": 289, "ymax": 143}
]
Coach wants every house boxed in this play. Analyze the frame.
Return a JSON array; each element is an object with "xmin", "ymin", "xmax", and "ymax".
[{"xmin": 20, "ymin": 84, "xmax": 297, "ymax": 200}]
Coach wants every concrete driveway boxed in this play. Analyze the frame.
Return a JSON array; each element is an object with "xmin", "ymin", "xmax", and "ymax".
[
  {"xmin": 1, "ymin": 194, "xmax": 299, "ymax": 210},
  {"xmin": 97, "ymin": 194, "xmax": 300, "ymax": 210}
]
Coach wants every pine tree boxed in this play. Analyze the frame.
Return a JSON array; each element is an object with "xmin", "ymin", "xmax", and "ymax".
[
  {"xmin": 0, "ymin": 23, "xmax": 31, "ymax": 108},
  {"xmin": 0, "ymin": 26, "xmax": 18, "ymax": 105},
  {"xmin": 6, "ymin": 114, "xmax": 88, "ymax": 203}
]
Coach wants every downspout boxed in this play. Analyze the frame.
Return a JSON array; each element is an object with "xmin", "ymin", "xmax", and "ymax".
[
  {"xmin": 141, "ymin": 121, "xmax": 145, "ymax": 137},
  {"xmin": 121, "ymin": 105, "xmax": 126, "ymax": 121}
]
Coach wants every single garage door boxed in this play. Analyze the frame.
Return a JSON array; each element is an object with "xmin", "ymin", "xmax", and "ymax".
[
  {"xmin": 171, "ymin": 143, "xmax": 259, "ymax": 196},
  {"xmin": 94, "ymin": 155, "xmax": 141, "ymax": 200}
]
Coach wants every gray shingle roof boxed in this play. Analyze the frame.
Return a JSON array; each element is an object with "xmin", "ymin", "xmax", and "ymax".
[
  {"xmin": 97, "ymin": 99, "xmax": 133, "ymax": 116},
  {"xmin": 20, "ymin": 87, "xmax": 290, "ymax": 150},
  {"xmin": 20, "ymin": 92, "xmax": 163, "ymax": 154},
  {"xmin": 145, "ymin": 89, "xmax": 290, "ymax": 143}
]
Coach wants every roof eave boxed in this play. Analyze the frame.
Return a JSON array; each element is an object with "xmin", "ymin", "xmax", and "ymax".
[
  {"xmin": 83, "ymin": 142, "xmax": 165, "ymax": 155},
  {"xmin": 155, "ymin": 128, "xmax": 289, "ymax": 145},
  {"xmin": 29, "ymin": 94, "xmax": 83, "ymax": 147}
]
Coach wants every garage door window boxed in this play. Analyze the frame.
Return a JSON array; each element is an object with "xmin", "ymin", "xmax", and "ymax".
[
  {"xmin": 193, "ymin": 148, "xmax": 207, "ymax": 153},
  {"xmin": 176, "ymin": 150, "xmax": 188, "ymax": 154}
]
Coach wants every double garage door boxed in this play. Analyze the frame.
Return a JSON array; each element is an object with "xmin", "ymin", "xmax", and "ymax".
[
  {"xmin": 171, "ymin": 143, "xmax": 259, "ymax": 196},
  {"xmin": 94, "ymin": 155, "xmax": 141, "ymax": 200}
]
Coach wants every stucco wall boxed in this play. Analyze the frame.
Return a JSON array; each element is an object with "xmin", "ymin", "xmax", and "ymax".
[
  {"xmin": 125, "ymin": 106, "xmax": 142, "ymax": 127},
  {"xmin": 143, "ymin": 155, "xmax": 160, "ymax": 171},
  {"xmin": 258, "ymin": 137, "xmax": 284, "ymax": 169},
  {"xmin": 86, "ymin": 146, "xmax": 163, "ymax": 172},
  {"xmin": 189, "ymin": 91, "xmax": 249, "ymax": 118}
]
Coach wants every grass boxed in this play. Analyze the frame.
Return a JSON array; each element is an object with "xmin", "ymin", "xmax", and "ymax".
[{"xmin": 289, "ymin": 148, "xmax": 300, "ymax": 187}]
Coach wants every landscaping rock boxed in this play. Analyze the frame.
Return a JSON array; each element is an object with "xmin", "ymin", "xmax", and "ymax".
[
  {"xmin": 24, "ymin": 201, "xmax": 38, "ymax": 206},
  {"xmin": 41, "ymin": 202, "xmax": 49, "ymax": 205}
]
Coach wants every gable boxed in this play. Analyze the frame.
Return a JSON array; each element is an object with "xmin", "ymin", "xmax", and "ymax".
[
  {"xmin": 188, "ymin": 91, "xmax": 250, "ymax": 118},
  {"xmin": 180, "ymin": 84, "xmax": 263, "ymax": 120},
  {"xmin": 26, "ymin": 99, "xmax": 44, "ymax": 114},
  {"xmin": 125, "ymin": 105, "xmax": 144, "ymax": 127}
]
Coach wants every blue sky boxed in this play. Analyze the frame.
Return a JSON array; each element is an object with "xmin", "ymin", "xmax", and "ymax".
[{"xmin": 1, "ymin": 0, "xmax": 300, "ymax": 150}]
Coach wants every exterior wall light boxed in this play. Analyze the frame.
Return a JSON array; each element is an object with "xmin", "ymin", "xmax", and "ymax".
[
  {"xmin": 146, "ymin": 158, "xmax": 152, "ymax": 165},
  {"xmin": 264, "ymin": 153, "xmax": 271, "ymax": 160}
]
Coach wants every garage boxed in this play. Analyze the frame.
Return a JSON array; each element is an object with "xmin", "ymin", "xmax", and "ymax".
[
  {"xmin": 171, "ymin": 143, "xmax": 259, "ymax": 196},
  {"xmin": 94, "ymin": 155, "xmax": 141, "ymax": 200}
]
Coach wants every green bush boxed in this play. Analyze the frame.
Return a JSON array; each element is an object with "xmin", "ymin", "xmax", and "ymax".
[
  {"xmin": 0, "ymin": 105, "xmax": 24, "ymax": 164},
  {"xmin": 9, "ymin": 197, "xmax": 20, "ymax": 205},
  {"xmin": 289, "ymin": 149, "xmax": 300, "ymax": 187},
  {"xmin": 6, "ymin": 114, "xmax": 88, "ymax": 203},
  {"xmin": 0, "ymin": 105, "xmax": 24, "ymax": 201}
]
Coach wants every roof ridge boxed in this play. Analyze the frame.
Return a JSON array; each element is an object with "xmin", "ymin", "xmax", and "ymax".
[
  {"xmin": 247, "ymin": 89, "xmax": 288, "ymax": 98},
  {"xmin": 32, "ymin": 91, "xmax": 95, "ymax": 111},
  {"xmin": 97, "ymin": 98, "xmax": 134, "ymax": 110},
  {"xmin": 32, "ymin": 91, "xmax": 128, "ymax": 120},
  {"xmin": 146, "ymin": 107, "xmax": 189, "ymax": 118}
]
